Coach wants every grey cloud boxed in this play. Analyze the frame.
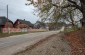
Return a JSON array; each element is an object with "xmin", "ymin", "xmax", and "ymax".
[{"xmin": 0, "ymin": 0, "xmax": 39, "ymax": 23}]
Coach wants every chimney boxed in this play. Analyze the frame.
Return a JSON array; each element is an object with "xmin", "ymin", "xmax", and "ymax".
[{"xmin": 24, "ymin": 19, "xmax": 25, "ymax": 21}]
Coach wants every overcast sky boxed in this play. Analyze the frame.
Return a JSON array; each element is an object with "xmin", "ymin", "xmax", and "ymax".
[{"xmin": 0, "ymin": 0, "xmax": 39, "ymax": 23}]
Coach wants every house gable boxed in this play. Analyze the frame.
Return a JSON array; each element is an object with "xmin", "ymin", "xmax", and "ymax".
[
  {"xmin": 14, "ymin": 19, "xmax": 33, "ymax": 28},
  {"xmin": 0, "ymin": 16, "xmax": 13, "ymax": 28}
]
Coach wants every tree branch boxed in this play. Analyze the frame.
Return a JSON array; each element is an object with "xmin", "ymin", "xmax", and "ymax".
[
  {"xmin": 68, "ymin": 0, "xmax": 77, "ymax": 5},
  {"xmin": 67, "ymin": 0, "xmax": 82, "ymax": 11},
  {"xmin": 62, "ymin": 4, "xmax": 82, "ymax": 12},
  {"xmin": 52, "ymin": 4, "xmax": 58, "ymax": 8}
]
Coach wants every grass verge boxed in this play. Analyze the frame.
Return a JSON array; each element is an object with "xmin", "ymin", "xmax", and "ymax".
[
  {"xmin": 0, "ymin": 31, "xmax": 46, "ymax": 38},
  {"xmin": 0, "ymin": 32, "xmax": 28, "ymax": 38}
]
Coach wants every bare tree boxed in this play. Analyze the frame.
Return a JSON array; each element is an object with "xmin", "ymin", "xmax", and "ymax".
[{"xmin": 53, "ymin": 0, "xmax": 85, "ymax": 26}]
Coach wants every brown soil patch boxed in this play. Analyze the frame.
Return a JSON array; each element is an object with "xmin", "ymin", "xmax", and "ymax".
[{"xmin": 64, "ymin": 30, "xmax": 85, "ymax": 55}]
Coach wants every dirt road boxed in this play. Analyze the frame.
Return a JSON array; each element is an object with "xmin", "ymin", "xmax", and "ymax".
[
  {"xmin": 16, "ymin": 33, "xmax": 71, "ymax": 55},
  {"xmin": 0, "ymin": 31, "xmax": 57, "ymax": 55}
]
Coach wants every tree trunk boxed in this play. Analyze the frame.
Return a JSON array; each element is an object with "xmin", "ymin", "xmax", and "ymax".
[
  {"xmin": 81, "ymin": 12, "xmax": 85, "ymax": 26},
  {"xmin": 69, "ymin": 9, "xmax": 75, "ymax": 28},
  {"xmin": 80, "ymin": 2, "xmax": 85, "ymax": 27}
]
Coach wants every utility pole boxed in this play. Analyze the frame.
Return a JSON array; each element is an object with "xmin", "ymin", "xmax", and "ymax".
[
  {"xmin": 7, "ymin": 5, "xmax": 8, "ymax": 19},
  {"xmin": 7, "ymin": 5, "xmax": 10, "ymax": 34}
]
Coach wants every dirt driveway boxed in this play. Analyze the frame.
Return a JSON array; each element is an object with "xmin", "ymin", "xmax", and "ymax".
[{"xmin": 16, "ymin": 33, "xmax": 71, "ymax": 55}]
